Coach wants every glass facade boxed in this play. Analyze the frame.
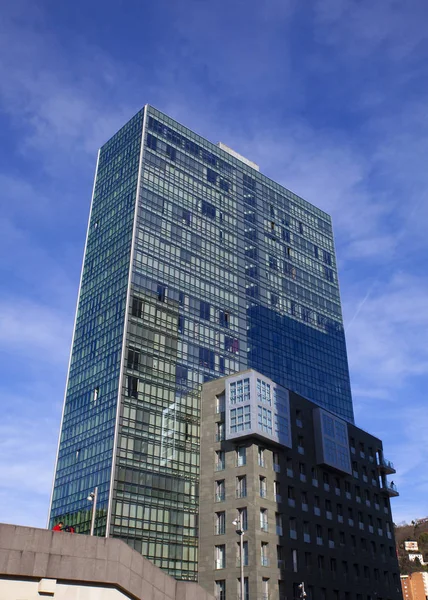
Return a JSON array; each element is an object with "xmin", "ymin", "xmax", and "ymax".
[{"xmin": 50, "ymin": 104, "xmax": 353, "ymax": 581}]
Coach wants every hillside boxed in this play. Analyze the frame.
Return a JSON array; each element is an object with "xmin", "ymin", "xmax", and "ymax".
[{"xmin": 395, "ymin": 519, "xmax": 428, "ymax": 575}]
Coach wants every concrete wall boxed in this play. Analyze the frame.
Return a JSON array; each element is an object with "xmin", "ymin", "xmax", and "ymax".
[{"xmin": 0, "ymin": 523, "xmax": 214, "ymax": 600}]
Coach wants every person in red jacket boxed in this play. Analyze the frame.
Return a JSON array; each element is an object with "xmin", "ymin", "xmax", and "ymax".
[{"xmin": 52, "ymin": 522, "xmax": 64, "ymax": 531}]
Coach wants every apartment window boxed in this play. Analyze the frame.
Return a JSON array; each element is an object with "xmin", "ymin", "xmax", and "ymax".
[
  {"xmin": 301, "ymin": 491, "xmax": 308, "ymax": 512},
  {"xmin": 316, "ymin": 525, "xmax": 323, "ymax": 545},
  {"xmin": 157, "ymin": 284, "xmax": 166, "ymax": 302},
  {"xmin": 236, "ymin": 476, "xmax": 247, "ymax": 498},
  {"xmin": 257, "ymin": 406, "xmax": 272, "ymax": 434},
  {"xmin": 216, "ymin": 422, "xmax": 225, "ymax": 442},
  {"xmin": 311, "ymin": 467, "xmax": 319, "ymax": 487},
  {"xmin": 273, "ymin": 452, "xmax": 280, "ymax": 472},
  {"xmin": 334, "ymin": 477, "xmax": 341, "ymax": 495},
  {"xmin": 215, "ymin": 545, "xmax": 226, "ymax": 569},
  {"xmin": 359, "ymin": 442, "xmax": 365, "ymax": 457},
  {"xmin": 127, "ymin": 348, "xmax": 139, "ymax": 370},
  {"xmin": 314, "ymin": 495, "xmax": 321, "ymax": 516},
  {"xmin": 219, "ymin": 310, "xmax": 230, "ymax": 328},
  {"xmin": 261, "ymin": 542, "xmax": 269, "ymax": 566},
  {"xmin": 348, "ymin": 507, "xmax": 354, "ymax": 526},
  {"xmin": 350, "ymin": 437, "xmax": 356, "ymax": 453},
  {"xmin": 328, "ymin": 528, "xmax": 334, "ymax": 549},
  {"xmin": 215, "ymin": 512, "xmax": 226, "ymax": 535},
  {"xmin": 323, "ymin": 472, "xmax": 330, "ymax": 491},
  {"xmin": 215, "ymin": 581, "xmax": 226, "ymax": 600},
  {"xmin": 262, "ymin": 578, "xmax": 269, "ymax": 600},
  {"xmin": 318, "ymin": 555, "xmax": 325, "ymax": 571},
  {"xmin": 215, "ymin": 451, "xmax": 225, "ymax": 471},
  {"xmin": 330, "ymin": 558, "xmax": 337, "ymax": 573},
  {"xmin": 362, "ymin": 465, "xmax": 368, "ymax": 482},
  {"xmin": 258, "ymin": 446, "xmax": 265, "ymax": 467},
  {"xmin": 299, "ymin": 463, "xmax": 306, "ymax": 482},
  {"xmin": 337, "ymin": 503, "xmax": 343, "ymax": 523},
  {"xmin": 275, "ymin": 512, "xmax": 282, "ymax": 535},
  {"xmin": 236, "ymin": 446, "xmax": 246, "ymax": 466},
  {"xmin": 229, "ymin": 378, "xmax": 250, "ymax": 404},
  {"xmin": 237, "ymin": 507, "xmax": 248, "ymax": 530},
  {"xmin": 358, "ymin": 511, "xmax": 364, "ymax": 530},
  {"xmin": 231, "ymin": 406, "xmax": 251, "ymax": 433},
  {"xmin": 215, "ymin": 480, "xmax": 225, "ymax": 502},
  {"xmin": 256, "ymin": 378, "xmax": 272, "ymax": 405},
  {"xmin": 274, "ymin": 481, "xmax": 281, "ymax": 502},
  {"xmin": 289, "ymin": 517, "xmax": 297, "ymax": 539},
  {"xmin": 352, "ymin": 461, "xmax": 359, "ymax": 478},
  {"xmin": 296, "ymin": 409, "xmax": 303, "ymax": 428},
  {"xmin": 237, "ymin": 540, "xmax": 249, "ymax": 566},
  {"xmin": 277, "ymin": 545, "xmax": 284, "ymax": 568},
  {"xmin": 340, "ymin": 531, "xmax": 345, "ymax": 546},
  {"xmin": 303, "ymin": 521, "xmax": 311, "ymax": 543},
  {"xmin": 291, "ymin": 549, "xmax": 298, "ymax": 572},
  {"xmin": 345, "ymin": 481, "xmax": 351, "ymax": 499},
  {"xmin": 127, "ymin": 376, "xmax": 138, "ymax": 399},
  {"xmin": 215, "ymin": 394, "xmax": 225, "ymax": 413},
  {"xmin": 288, "ymin": 486, "xmax": 295, "ymax": 507},
  {"xmin": 257, "ymin": 508, "xmax": 267, "ymax": 532},
  {"xmin": 298, "ymin": 436, "xmax": 305, "ymax": 454},
  {"xmin": 286, "ymin": 457, "xmax": 293, "ymax": 477},
  {"xmin": 259, "ymin": 476, "xmax": 267, "ymax": 498},
  {"xmin": 325, "ymin": 499, "xmax": 332, "ymax": 520},
  {"xmin": 237, "ymin": 577, "xmax": 249, "ymax": 600}
]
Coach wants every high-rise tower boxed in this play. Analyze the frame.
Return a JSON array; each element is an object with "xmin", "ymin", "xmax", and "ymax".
[{"xmin": 49, "ymin": 105, "xmax": 354, "ymax": 580}]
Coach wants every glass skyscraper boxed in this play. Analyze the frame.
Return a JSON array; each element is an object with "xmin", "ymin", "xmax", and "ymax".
[{"xmin": 49, "ymin": 105, "xmax": 353, "ymax": 581}]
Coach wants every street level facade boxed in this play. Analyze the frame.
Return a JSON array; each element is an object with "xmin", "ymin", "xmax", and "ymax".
[
  {"xmin": 51, "ymin": 105, "xmax": 355, "ymax": 581},
  {"xmin": 199, "ymin": 370, "xmax": 401, "ymax": 600}
]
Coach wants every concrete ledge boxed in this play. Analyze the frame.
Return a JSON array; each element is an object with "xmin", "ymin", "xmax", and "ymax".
[{"xmin": 0, "ymin": 524, "xmax": 214, "ymax": 600}]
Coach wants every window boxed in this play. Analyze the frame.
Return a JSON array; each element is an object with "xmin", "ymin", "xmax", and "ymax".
[
  {"xmin": 215, "ymin": 395, "xmax": 225, "ymax": 414},
  {"xmin": 182, "ymin": 208, "xmax": 191, "ymax": 225},
  {"xmin": 291, "ymin": 549, "xmax": 298, "ymax": 572},
  {"xmin": 157, "ymin": 284, "xmax": 166, "ymax": 302},
  {"xmin": 298, "ymin": 436, "xmax": 305, "ymax": 453},
  {"xmin": 131, "ymin": 296, "xmax": 143, "ymax": 317},
  {"xmin": 314, "ymin": 495, "xmax": 321, "ymax": 516},
  {"xmin": 259, "ymin": 476, "xmax": 267, "ymax": 498},
  {"xmin": 275, "ymin": 512, "xmax": 282, "ymax": 535},
  {"xmin": 216, "ymin": 422, "xmax": 225, "ymax": 442},
  {"xmin": 289, "ymin": 517, "xmax": 297, "ymax": 539},
  {"xmin": 260, "ymin": 509, "xmax": 268, "ymax": 531},
  {"xmin": 146, "ymin": 133, "xmax": 157, "ymax": 150},
  {"xmin": 127, "ymin": 376, "xmax": 138, "ymax": 398},
  {"xmin": 207, "ymin": 168, "xmax": 217, "ymax": 184},
  {"xmin": 215, "ymin": 580, "xmax": 225, "ymax": 600},
  {"xmin": 256, "ymin": 379, "xmax": 272, "ymax": 405},
  {"xmin": 311, "ymin": 467, "xmax": 318, "ymax": 486},
  {"xmin": 274, "ymin": 481, "xmax": 281, "ymax": 502},
  {"xmin": 236, "ymin": 446, "xmax": 246, "ymax": 466},
  {"xmin": 316, "ymin": 525, "xmax": 323, "ymax": 545},
  {"xmin": 301, "ymin": 491, "xmax": 308, "ymax": 511},
  {"xmin": 200, "ymin": 300, "xmax": 211, "ymax": 320},
  {"xmin": 303, "ymin": 521, "xmax": 311, "ymax": 543},
  {"xmin": 296, "ymin": 409, "xmax": 303, "ymax": 427},
  {"xmin": 236, "ymin": 540, "xmax": 248, "ymax": 566},
  {"xmin": 215, "ymin": 480, "xmax": 225, "ymax": 502},
  {"xmin": 237, "ymin": 577, "xmax": 249, "ymax": 600},
  {"xmin": 229, "ymin": 379, "xmax": 250, "ymax": 404},
  {"xmin": 261, "ymin": 542, "xmax": 269, "ymax": 566},
  {"xmin": 258, "ymin": 406, "xmax": 272, "ymax": 434},
  {"xmin": 93, "ymin": 386, "xmax": 99, "ymax": 403},
  {"xmin": 237, "ymin": 507, "xmax": 248, "ymax": 530},
  {"xmin": 215, "ymin": 451, "xmax": 225, "ymax": 471},
  {"xmin": 230, "ymin": 406, "xmax": 251, "ymax": 433},
  {"xmin": 277, "ymin": 545, "xmax": 284, "ymax": 568},
  {"xmin": 215, "ymin": 512, "xmax": 225, "ymax": 535},
  {"xmin": 166, "ymin": 144, "xmax": 176, "ymax": 161},
  {"xmin": 219, "ymin": 310, "xmax": 230, "ymax": 328},
  {"xmin": 273, "ymin": 452, "xmax": 280, "ymax": 472},
  {"xmin": 215, "ymin": 545, "xmax": 225, "ymax": 569},
  {"xmin": 299, "ymin": 462, "xmax": 306, "ymax": 482},
  {"xmin": 202, "ymin": 199, "xmax": 216, "ymax": 219},
  {"xmin": 236, "ymin": 476, "xmax": 247, "ymax": 498},
  {"xmin": 258, "ymin": 447, "xmax": 265, "ymax": 467},
  {"xmin": 199, "ymin": 347, "xmax": 215, "ymax": 369}
]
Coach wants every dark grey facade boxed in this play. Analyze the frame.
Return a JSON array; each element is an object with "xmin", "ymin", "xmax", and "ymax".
[{"xmin": 199, "ymin": 370, "xmax": 401, "ymax": 600}]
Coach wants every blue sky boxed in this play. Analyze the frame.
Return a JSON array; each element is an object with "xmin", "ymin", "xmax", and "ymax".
[{"xmin": 1, "ymin": 0, "xmax": 428, "ymax": 527}]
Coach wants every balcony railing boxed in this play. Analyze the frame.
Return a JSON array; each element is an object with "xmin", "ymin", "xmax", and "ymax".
[
  {"xmin": 381, "ymin": 481, "xmax": 399, "ymax": 497},
  {"xmin": 377, "ymin": 457, "xmax": 396, "ymax": 474}
]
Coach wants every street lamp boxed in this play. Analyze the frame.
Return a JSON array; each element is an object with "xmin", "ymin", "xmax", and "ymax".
[
  {"xmin": 232, "ymin": 517, "xmax": 245, "ymax": 600},
  {"xmin": 87, "ymin": 486, "xmax": 98, "ymax": 536}
]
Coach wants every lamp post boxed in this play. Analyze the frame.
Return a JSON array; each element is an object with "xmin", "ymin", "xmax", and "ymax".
[
  {"xmin": 232, "ymin": 517, "xmax": 245, "ymax": 600},
  {"xmin": 87, "ymin": 487, "xmax": 98, "ymax": 536}
]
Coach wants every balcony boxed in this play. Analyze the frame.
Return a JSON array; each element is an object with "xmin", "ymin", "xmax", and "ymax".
[
  {"xmin": 381, "ymin": 481, "xmax": 399, "ymax": 497},
  {"xmin": 377, "ymin": 457, "xmax": 396, "ymax": 474}
]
